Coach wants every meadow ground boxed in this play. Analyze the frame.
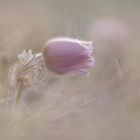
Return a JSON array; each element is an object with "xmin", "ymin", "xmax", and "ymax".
[{"xmin": 0, "ymin": 0, "xmax": 140, "ymax": 140}]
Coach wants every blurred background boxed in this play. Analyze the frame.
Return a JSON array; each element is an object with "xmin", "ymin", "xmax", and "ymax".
[{"xmin": 0, "ymin": 0, "xmax": 140, "ymax": 140}]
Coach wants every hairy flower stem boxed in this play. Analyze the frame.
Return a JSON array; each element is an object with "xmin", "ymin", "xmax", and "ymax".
[{"xmin": 15, "ymin": 87, "xmax": 23, "ymax": 105}]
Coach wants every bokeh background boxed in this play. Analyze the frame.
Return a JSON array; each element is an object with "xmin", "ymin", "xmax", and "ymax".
[{"xmin": 0, "ymin": 0, "xmax": 140, "ymax": 140}]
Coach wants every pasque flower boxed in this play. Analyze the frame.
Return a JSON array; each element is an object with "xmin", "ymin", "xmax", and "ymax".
[
  {"xmin": 43, "ymin": 38, "xmax": 94, "ymax": 75},
  {"xmin": 9, "ymin": 38, "xmax": 95, "ymax": 104}
]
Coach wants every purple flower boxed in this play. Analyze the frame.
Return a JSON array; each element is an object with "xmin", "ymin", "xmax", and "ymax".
[{"xmin": 43, "ymin": 38, "xmax": 95, "ymax": 75}]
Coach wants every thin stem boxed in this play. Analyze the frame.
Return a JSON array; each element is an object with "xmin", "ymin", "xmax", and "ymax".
[{"xmin": 16, "ymin": 87, "xmax": 23, "ymax": 105}]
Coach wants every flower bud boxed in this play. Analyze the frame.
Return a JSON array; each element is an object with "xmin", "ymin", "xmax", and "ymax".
[{"xmin": 43, "ymin": 38, "xmax": 95, "ymax": 75}]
